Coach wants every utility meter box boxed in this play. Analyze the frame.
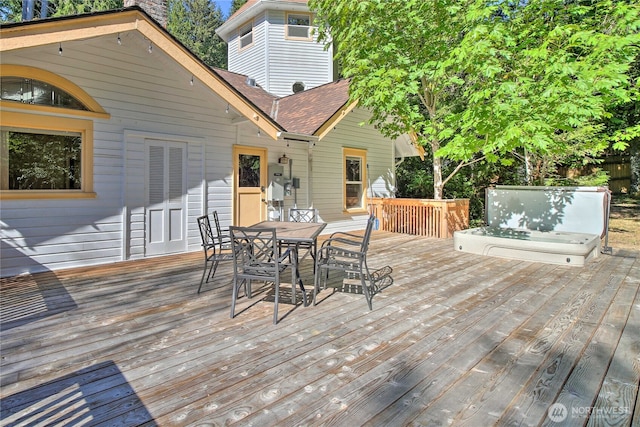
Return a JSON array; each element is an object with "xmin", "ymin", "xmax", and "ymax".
[{"xmin": 267, "ymin": 164, "xmax": 284, "ymax": 201}]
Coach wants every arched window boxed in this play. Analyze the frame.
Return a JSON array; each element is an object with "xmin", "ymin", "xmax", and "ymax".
[
  {"xmin": 1, "ymin": 76, "xmax": 89, "ymax": 110},
  {"xmin": 0, "ymin": 65, "xmax": 108, "ymax": 199}
]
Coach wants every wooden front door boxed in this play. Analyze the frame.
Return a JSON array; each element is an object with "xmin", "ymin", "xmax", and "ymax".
[{"xmin": 233, "ymin": 146, "xmax": 267, "ymax": 226}]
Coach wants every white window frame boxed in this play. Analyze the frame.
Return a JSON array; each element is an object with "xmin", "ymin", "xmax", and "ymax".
[
  {"xmin": 238, "ymin": 20, "xmax": 254, "ymax": 50},
  {"xmin": 343, "ymin": 148, "xmax": 367, "ymax": 212},
  {"xmin": 0, "ymin": 65, "xmax": 107, "ymax": 199},
  {"xmin": 285, "ymin": 12, "xmax": 312, "ymax": 41}
]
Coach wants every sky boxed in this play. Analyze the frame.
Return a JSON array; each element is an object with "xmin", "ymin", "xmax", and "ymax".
[{"xmin": 215, "ymin": 0, "xmax": 234, "ymax": 19}]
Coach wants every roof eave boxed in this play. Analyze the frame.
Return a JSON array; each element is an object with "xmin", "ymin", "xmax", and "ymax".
[
  {"xmin": 216, "ymin": 0, "xmax": 310, "ymax": 41},
  {"xmin": 313, "ymin": 99, "xmax": 359, "ymax": 140},
  {"xmin": 1, "ymin": 9, "xmax": 284, "ymax": 139}
]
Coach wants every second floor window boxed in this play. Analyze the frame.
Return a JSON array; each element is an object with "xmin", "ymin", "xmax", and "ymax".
[
  {"xmin": 239, "ymin": 21, "xmax": 253, "ymax": 50},
  {"xmin": 286, "ymin": 13, "xmax": 311, "ymax": 40}
]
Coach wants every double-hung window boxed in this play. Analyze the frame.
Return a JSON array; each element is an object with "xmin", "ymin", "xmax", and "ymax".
[
  {"xmin": 239, "ymin": 21, "xmax": 253, "ymax": 50},
  {"xmin": 286, "ymin": 13, "xmax": 312, "ymax": 40},
  {"xmin": 0, "ymin": 65, "xmax": 107, "ymax": 199},
  {"xmin": 343, "ymin": 148, "xmax": 367, "ymax": 211}
]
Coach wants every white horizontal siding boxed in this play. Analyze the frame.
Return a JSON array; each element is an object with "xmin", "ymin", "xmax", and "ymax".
[
  {"xmin": 266, "ymin": 10, "xmax": 332, "ymax": 96},
  {"xmin": 0, "ymin": 32, "xmax": 238, "ymax": 276},
  {"xmin": 311, "ymin": 108, "xmax": 396, "ymax": 234},
  {"xmin": 228, "ymin": 13, "xmax": 268, "ymax": 88},
  {"xmin": 0, "ymin": 28, "xmax": 396, "ymax": 277}
]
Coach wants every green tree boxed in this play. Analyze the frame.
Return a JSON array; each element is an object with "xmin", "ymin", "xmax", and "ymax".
[
  {"xmin": 0, "ymin": 0, "xmax": 122, "ymax": 22},
  {"xmin": 168, "ymin": 0, "xmax": 227, "ymax": 68},
  {"xmin": 310, "ymin": 0, "xmax": 640, "ymax": 199},
  {"xmin": 229, "ymin": 0, "xmax": 246, "ymax": 16}
]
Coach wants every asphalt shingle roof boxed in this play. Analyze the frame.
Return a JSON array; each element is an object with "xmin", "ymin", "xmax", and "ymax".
[{"xmin": 215, "ymin": 68, "xmax": 352, "ymax": 136}]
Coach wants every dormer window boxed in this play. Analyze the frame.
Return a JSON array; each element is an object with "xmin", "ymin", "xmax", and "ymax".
[
  {"xmin": 239, "ymin": 21, "xmax": 253, "ymax": 50},
  {"xmin": 286, "ymin": 13, "xmax": 312, "ymax": 40}
]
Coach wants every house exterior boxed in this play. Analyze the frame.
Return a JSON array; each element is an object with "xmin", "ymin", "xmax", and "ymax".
[
  {"xmin": 0, "ymin": 2, "xmax": 415, "ymax": 277},
  {"xmin": 216, "ymin": 0, "xmax": 336, "ymax": 97}
]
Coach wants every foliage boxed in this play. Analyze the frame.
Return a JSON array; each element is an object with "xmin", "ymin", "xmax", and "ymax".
[
  {"xmin": 8, "ymin": 132, "xmax": 82, "ymax": 190},
  {"xmin": 167, "ymin": 0, "xmax": 227, "ymax": 68},
  {"xmin": 310, "ymin": 0, "xmax": 640, "ymax": 199},
  {"xmin": 229, "ymin": 0, "xmax": 247, "ymax": 16},
  {"xmin": 544, "ymin": 168, "xmax": 610, "ymax": 188},
  {"xmin": 0, "ymin": 0, "xmax": 122, "ymax": 22},
  {"xmin": 396, "ymin": 152, "xmax": 524, "ymax": 224}
]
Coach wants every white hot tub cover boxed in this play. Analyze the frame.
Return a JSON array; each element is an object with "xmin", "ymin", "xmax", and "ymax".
[{"xmin": 454, "ymin": 186, "xmax": 610, "ymax": 266}]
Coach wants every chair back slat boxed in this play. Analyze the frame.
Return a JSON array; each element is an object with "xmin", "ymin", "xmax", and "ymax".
[
  {"xmin": 197, "ymin": 215, "xmax": 215, "ymax": 250},
  {"xmin": 360, "ymin": 215, "xmax": 376, "ymax": 253},
  {"xmin": 230, "ymin": 226, "xmax": 280, "ymax": 278},
  {"xmin": 288, "ymin": 208, "xmax": 318, "ymax": 223}
]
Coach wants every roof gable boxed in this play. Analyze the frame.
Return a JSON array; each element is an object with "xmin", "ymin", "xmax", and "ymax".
[
  {"xmin": 276, "ymin": 79, "xmax": 353, "ymax": 136},
  {"xmin": 0, "ymin": 7, "xmax": 283, "ymax": 139},
  {"xmin": 215, "ymin": 68, "xmax": 356, "ymax": 139}
]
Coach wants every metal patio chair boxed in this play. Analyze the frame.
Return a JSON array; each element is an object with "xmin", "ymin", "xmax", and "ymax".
[
  {"xmin": 229, "ymin": 226, "xmax": 303, "ymax": 324},
  {"xmin": 287, "ymin": 207, "xmax": 319, "ymax": 263},
  {"xmin": 313, "ymin": 215, "xmax": 391, "ymax": 310},
  {"xmin": 196, "ymin": 213, "xmax": 233, "ymax": 293},
  {"xmin": 288, "ymin": 208, "xmax": 318, "ymax": 224}
]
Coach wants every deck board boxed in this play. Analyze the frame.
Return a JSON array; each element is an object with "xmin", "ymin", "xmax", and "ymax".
[{"xmin": 1, "ymin": 232, "xmax": 638, "ymax": 426}]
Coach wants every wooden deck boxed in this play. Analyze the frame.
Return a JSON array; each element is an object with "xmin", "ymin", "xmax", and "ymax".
[{"xmin": 1, "ymin": 232, "xmax": 639, "ymax": 426}]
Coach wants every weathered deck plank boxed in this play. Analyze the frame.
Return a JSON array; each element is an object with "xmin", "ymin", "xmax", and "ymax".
[{"xmin": 1, "ymin": 232, "xmax": 638, "ymax": 426}]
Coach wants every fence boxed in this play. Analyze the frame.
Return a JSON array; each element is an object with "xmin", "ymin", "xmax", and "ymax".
[
  {"xmin": 368, "ymin": 198, "xmax": 469, "ymax": 239},
  {"xmin": 558, "ymin": 156, "xmax": 631, "ymax": 194}
]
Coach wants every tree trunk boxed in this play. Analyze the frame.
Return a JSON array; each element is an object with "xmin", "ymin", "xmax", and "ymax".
[
  {"xmin": 630, "ymin": 139, "xmax": 640, "ymax": 196},
  {"xmin": 433, "ymin": 155, "xmax": 443, "ymax": 200}
]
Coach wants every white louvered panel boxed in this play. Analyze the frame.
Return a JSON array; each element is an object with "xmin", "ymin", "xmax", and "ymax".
[
  {"xmin": 168, "ymin": 146, "xmax": 183, "ymax": 204},
  {"xmin": 148, "ymin": 145, "xmax": 165, "ymax": 205}
]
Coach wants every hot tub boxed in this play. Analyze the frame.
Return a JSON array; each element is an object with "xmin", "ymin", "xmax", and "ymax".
[
  {"xmin": 453, "ymin": 186, "xmax": 610, "ymax": 266},
  {"xmin": 453, "ymin": 226, "xmax": 601, "ymax": 266}
]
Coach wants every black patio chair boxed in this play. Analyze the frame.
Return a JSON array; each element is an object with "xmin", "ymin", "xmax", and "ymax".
[
  {"xmin": 196, "ymin": 213, "xmax": 233, "ymax": 293},
  {"xmin": 288, "ymin": 208, "xmax": 318, "ymax": 223},
  {"xmin": 313, "ymin": 215, "xmax": 391, "ymax": 310},
  {"xmin": 287, "ymin": 207, "xmax": 320, "ymax": 263},
  {"xmin": 229, "ymin": 226, "xmax": 303, "ymax": 324}
]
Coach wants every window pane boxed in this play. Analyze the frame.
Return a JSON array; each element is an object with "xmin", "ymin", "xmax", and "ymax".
[
  {"xmin": 5, "ymin": 130, "xmax": 82, "ymax": 190},
  {"xmin": 288, "ymin": 14, "xmax": 310, "ymax": 26},
  {"xmin": 346, "ymin": 183, "xmax": 362, "ymax": 209},
  {"xmin": 238, "ymin": 154, "xmax": 260, "ymax": 187},
  {"xmin": 346, "ymin": 157, "xmax": 361, "ymax": 181},
  {"xmin": 287, "ymin": 14, "xmax": 310, "ymax": 38},
  {"xmin": 288, "ymin": 26, "xmax": 310, "ymax": 38},
  {"xmin": 239, "ymin": 23, "xmax": 253, "ymax": 48},
  {"xmin": 1, "ymin": 77, "xmax": 88, "ymax": 110}
]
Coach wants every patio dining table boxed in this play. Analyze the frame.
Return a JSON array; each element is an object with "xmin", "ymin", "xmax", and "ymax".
[{"xmin": 248, "ymin": 220, "xmax": 327, "ymax": 293}]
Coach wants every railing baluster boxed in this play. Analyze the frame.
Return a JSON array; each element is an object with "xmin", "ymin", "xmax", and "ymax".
[{"xmin": 368, "ymin": 198, "xmax": 468, "ymax": 238}]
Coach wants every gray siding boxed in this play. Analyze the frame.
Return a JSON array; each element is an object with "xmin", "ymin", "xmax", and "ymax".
[
  {"xmin": 311, "ymin": 108, "xmax": 395, "ymax": 234},
  {"xmin": 227, "ymin": 12, "xmax": 268, "ymax": 89},
  {"xmin": 265, "ymin": 10, "xmax": 333, "ymax": 97},
  {"xmin": 227, "ymin": 9, "xmax": 333, "ymax": 97},
  {"xmin": 0, "ymin": 32, "xmax": 237, "ymax": 276}
]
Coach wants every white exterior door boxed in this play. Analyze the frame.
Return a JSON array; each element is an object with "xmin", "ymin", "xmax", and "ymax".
[{"xmin": 146, "ymin": 140, "xmax": 186, "ymax": 256}]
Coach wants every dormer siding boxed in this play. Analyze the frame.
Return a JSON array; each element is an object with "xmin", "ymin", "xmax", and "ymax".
[{"xmin": 225, "ymin": 6, "xmax": 333, "ymax": 97}]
